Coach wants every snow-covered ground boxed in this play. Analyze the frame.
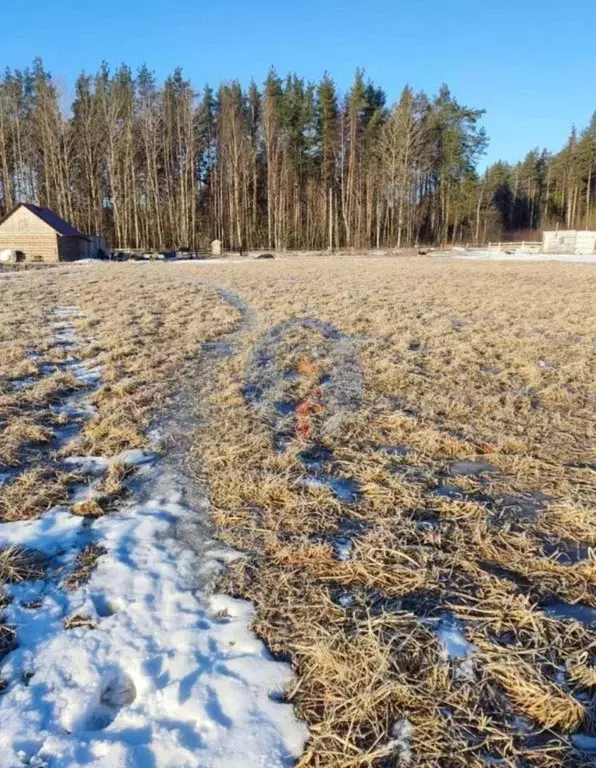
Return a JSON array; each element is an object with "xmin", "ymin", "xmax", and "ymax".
[
  {"xmin": 439, "ymin": 249, "xmax": 596, "ymax": 264},
  {"xmin": 0, "ymin": 308, "xmax": 307, "ymax": 768}
]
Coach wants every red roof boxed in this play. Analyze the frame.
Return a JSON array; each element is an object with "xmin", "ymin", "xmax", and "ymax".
[{"xmin": 0, "ymin": 203, "xmax": 88, "ymax": 238}]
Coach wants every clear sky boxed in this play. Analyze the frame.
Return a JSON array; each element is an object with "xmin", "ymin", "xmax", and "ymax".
[{"xmin": 2, "ymin": 0, "xmax": 595, "ymax": 167}]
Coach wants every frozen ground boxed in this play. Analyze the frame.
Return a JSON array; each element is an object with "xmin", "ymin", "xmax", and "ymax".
[
  {"xmin": 439, "ymin": 249, "xmax": 596, "ymax": 264},
  {"xmin": 0, "ymin": 308, "xmax": 307, "ymax": 768}
]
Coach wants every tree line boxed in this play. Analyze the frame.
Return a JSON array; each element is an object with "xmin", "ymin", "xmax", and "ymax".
[{"xmin": 0, "ymin": 59, "xmax": 594, "ymax": 250}]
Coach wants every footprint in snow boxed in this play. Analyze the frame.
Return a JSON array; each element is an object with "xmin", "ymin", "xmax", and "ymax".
[{"xmin": 72, "ymin": 670, "xmax": 137, "ymax": 732}]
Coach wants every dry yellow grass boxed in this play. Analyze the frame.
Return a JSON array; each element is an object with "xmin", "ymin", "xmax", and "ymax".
[
  {"xmin": 0, "ymin": 545, "xmax": 45, "ymax": 584},
  {"xmin": 0, "ymin": 265, "xmax": 240, "ymax": 517},
  {"xmin": 180, "ymin": 256, "xmax": 596, "ymax": 767},
  {"xmin": 1, "ymin": 257, "xmax": 596, "ymax": 765},
  {"xmin": 64, "ymin": 542, "xmax": 107, "ymax": 591}
]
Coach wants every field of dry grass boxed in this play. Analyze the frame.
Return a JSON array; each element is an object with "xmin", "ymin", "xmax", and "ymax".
[{"xmin": 2, "ymin": 257, "xmax": 596, "ymax": 766}]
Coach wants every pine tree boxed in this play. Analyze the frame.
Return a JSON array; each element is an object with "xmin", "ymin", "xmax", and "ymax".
[
  {"xmin": 315, "ymin": 73, "xmax": 338, "ymax": 249},
  {"xmin": 1, "ymin": 56, "xmax": 593, "ymax": 250},
  {"xmin": 578, "ymin": 113, "xmax": 596, "ymax": 228}
]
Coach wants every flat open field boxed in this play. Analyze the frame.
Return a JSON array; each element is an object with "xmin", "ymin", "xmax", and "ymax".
[{"xmin": 1, "ymin": 257, "xmax": 596, "ymax": 767}]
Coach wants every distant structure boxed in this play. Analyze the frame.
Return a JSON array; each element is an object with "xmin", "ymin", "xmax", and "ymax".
[
  {"xmin": 211, "ymin": 239, "xmax": 222, "ymax": 256},
  {"xmin": 0, "ymin": 203, "xmax": 91, "ymax": 262},
  {"xmin": 542, "ymin": 230, "xmax": 596, "ymax": 256}
]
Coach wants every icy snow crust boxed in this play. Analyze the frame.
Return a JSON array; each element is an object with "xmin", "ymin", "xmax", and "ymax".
[{"xmin": 0, "ymin": 308, "xmax": 307, "ymax": 767}]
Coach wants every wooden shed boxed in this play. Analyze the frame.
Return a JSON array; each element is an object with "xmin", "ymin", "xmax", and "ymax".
[{"xmin": 0, "ymin": 203, "xmax": 90, "ymax": 263}]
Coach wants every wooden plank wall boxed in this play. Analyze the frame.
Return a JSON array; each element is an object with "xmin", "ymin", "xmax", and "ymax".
[
  {"xmin": 0, "ymin": 207, "xmax": 55, "ymax": 235},
  {"xmin": 0, "ymin": 233, "xmax": 59, "ymax": 262}
]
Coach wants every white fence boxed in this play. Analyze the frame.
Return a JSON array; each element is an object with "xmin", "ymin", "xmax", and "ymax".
[{"xmin": 486, "ymin": 241, "xmax": 542, "ymax": 253}]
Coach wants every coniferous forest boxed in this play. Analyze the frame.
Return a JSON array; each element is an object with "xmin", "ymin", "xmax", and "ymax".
[{"xmin": 1, "ymin": 59, "xmax": 595, "ymax": 250}]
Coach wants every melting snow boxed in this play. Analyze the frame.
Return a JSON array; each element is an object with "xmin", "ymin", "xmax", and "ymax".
[
  {"xmin": 435, "ymin": 616, "xmax": 477, "ymax": 681},
  {"xmin": 0, "ymin": 484, "xmax": 307, "ymax": 767},
  {"xmin": 388, "ymin": 718, "xmax": 412, "ymax": 765},
  {"xmin": 0, "ymin": 306, "xmax": 307, "ymax": 767},
  {"xmin": 300, "ymin": 474, "xmax": 361, "ymax": 502},
  {"xmin": 437, "ymin": 617, "xmax": 476, "ymax": 660},
  {"xmin": 333, "ymin": 536, "xmax": 353, "ymax": 561},
  {"xmin": 543, "ymin": 601, "xmax": 596, "ymax": 627},
  {"xmin": 571, "ymin": 733, "xmax": 596, "ymax": 752}
]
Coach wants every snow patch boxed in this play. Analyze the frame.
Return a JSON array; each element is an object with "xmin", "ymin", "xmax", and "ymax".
[
  {"xmin": 63, "ymin": 456, "xmax": 111, "ymax": 477},
  {"xmin": 0, "ymin": 478, "xmax": 307, "ymax": 767},
  {"xmin": 0, "ymin": 506, "xmax": 85, "ymax": 554},
  {"xmin": 437, "ymin": 617, "xmax": 476, "ymax": 660},
  {"xmin": 333, "ymin": 536, "xmax": 353, "ymax": 561},
  {"xmin": 116, "ymin": 448, "xmax": 158, "ymax": 467},
  {"xmin": 435, "ymin": 616, "xmax": 477, "ymax": 681},
  {"xmin": 67, "ymin": 362, "xmax": 102, "ymax": 386},
  {"xmin": 387, "ymin": 718, "xmax": 412, "ymax": 765},
  {"xmin": 0, "ymin": 305, "xmax": 307, "ymax": 768}
]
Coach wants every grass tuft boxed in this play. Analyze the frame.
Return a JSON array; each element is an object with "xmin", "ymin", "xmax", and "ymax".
[
  {"xmin": 65, "ymin": 543, "xmax": 108, "ymax": 591},
  {"xmin": 0, "ymin": 546, "xmax": 45, "ymax": 584}
]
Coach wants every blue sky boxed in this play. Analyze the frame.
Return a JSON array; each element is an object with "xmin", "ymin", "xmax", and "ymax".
[{"xmin": 2, "ymin": 0, "xmax": 595, "ymax": 167}]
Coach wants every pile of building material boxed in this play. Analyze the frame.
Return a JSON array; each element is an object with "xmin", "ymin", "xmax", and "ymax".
[
  {"xmin": 0, "ymin": 248, "xmax": 19, "ymax": 262},
  {"xmin": 542, "ymin": 230, "xmax": 596, "ymax": 255}
]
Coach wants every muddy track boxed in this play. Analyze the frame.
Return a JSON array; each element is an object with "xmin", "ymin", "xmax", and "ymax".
[
  {"xmin": 244, "ymin": 317, "xmax": 363, "ymax": 440},
  {"xmin": 157, "ymin": 282, "xmax": 258, "ymax": 590}
]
